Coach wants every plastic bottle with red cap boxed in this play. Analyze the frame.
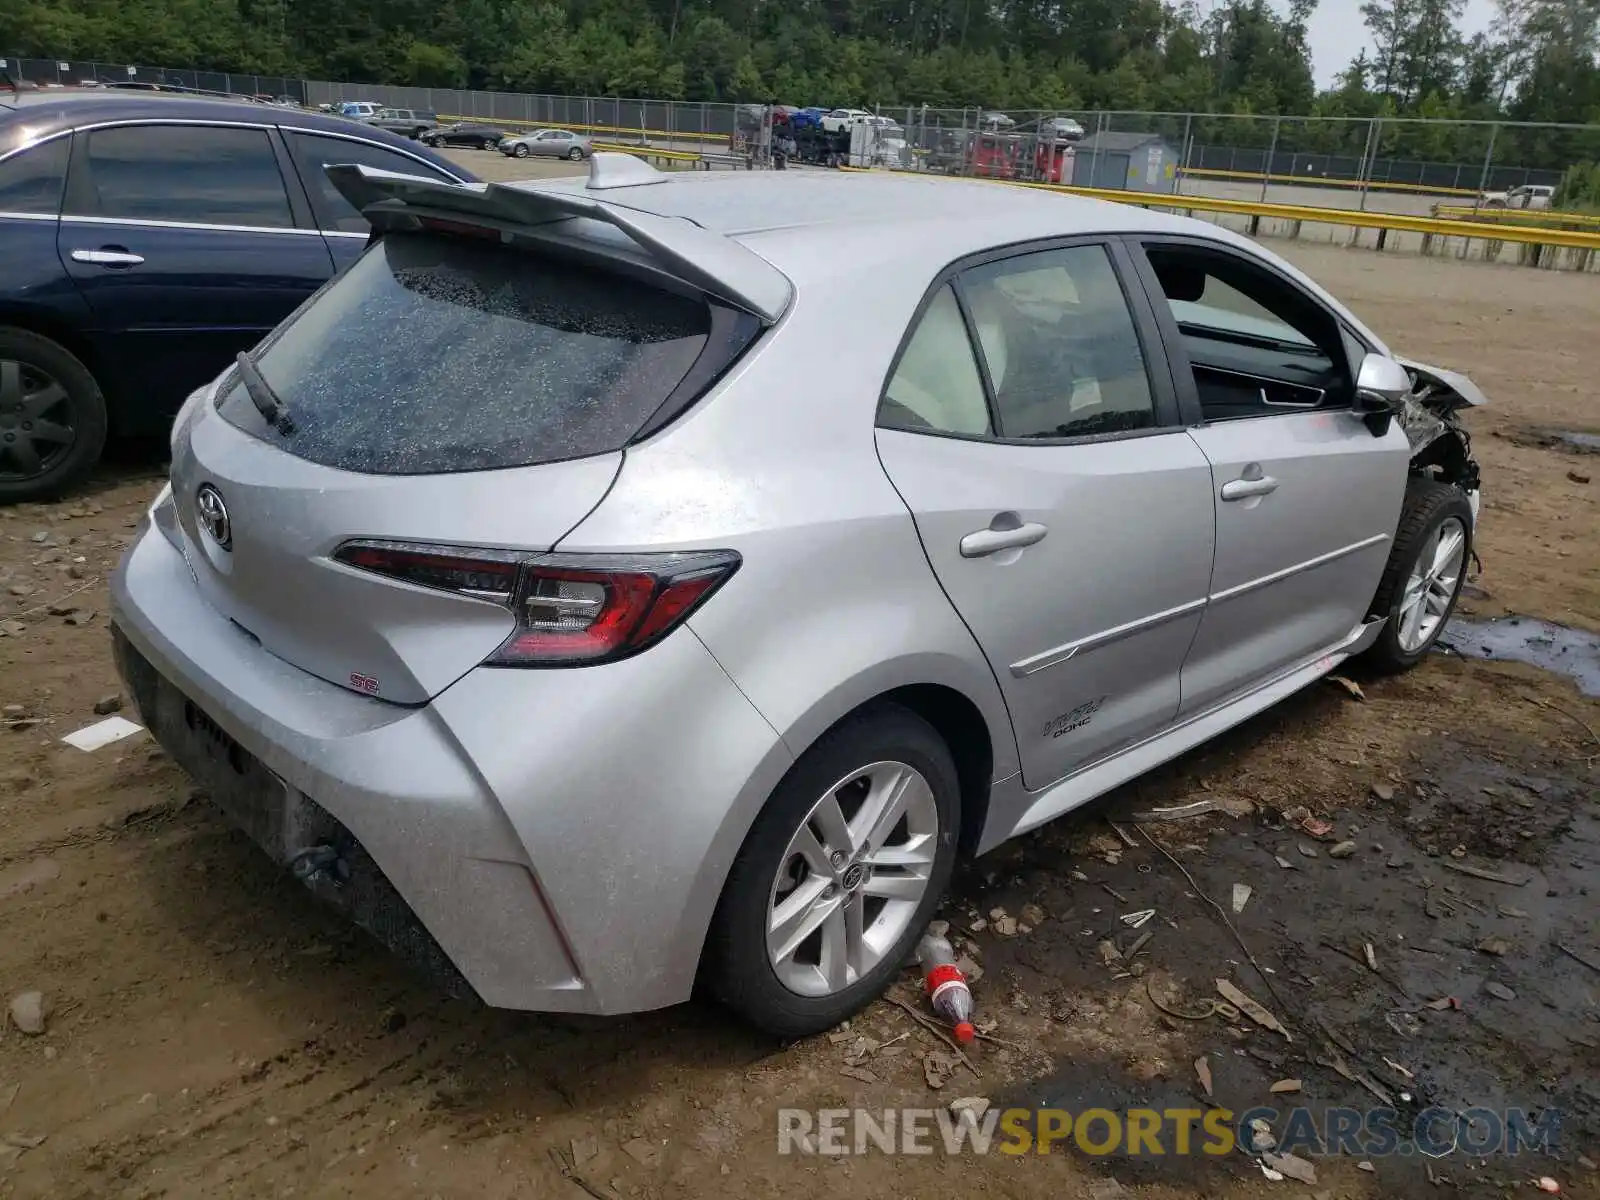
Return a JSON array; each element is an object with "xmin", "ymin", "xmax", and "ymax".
[{"xmin": 917, "ymin": 931, "xmax": 975, "ymax": 1044}]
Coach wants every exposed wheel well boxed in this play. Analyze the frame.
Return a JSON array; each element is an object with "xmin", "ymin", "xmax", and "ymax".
[{"xmin": 870, "ymin": 684, "xmax": 994, "ymax": 859}]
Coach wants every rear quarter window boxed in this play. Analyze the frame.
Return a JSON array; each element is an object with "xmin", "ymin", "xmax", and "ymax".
[
  {"xmin": 287, "ymin": 132, "xmax": 458, "ymax": 232},
  {"xmin": 219, "ymin": 232, "xmax": 733, "ymax": 474}
]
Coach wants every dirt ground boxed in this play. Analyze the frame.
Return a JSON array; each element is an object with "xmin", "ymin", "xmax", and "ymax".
[{"xmin": 0, "ymin": 202, "xmax": 1597, "ymax": 1200}]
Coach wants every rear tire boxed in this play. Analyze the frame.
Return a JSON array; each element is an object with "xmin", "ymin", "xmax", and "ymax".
[
  {"xmin": 1364, "ymin": 478, "xmax": 1474, "ymax": 672},
  {"xmin": 0, "ymin": 328, "xmax": 107, "ymax": 504},
  {"xmin": 567, "ymin": 146, "xmax": 583, "ymax": 161},
  {"xmin": 706, "ymin": 704, "xmax": 960, "ymax": 1040}
]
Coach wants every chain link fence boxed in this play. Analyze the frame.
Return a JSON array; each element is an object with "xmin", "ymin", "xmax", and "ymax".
[
  {"xmin": 1, "ymin": 55, "xmax": 304, "ymax": 103},
  {"xmin": 9, "ymin": 55, "xmax": 1599, "ymax": 217}
]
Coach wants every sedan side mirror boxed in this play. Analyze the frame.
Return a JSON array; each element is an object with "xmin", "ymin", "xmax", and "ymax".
[{"xmin": 1353, "ymin": 353, "xmax": 1411, "ymax": 436}]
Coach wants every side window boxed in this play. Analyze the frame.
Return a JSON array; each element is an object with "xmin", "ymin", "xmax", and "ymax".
[
  {"xmin": 879, "ymin": 285, "xmax": 992, "ymax": 437},
  {"xmin": 82, "ymin": 125, "xmax": 293, "ymax": 228},
  {"xmin": 0, "ymin": 137, "xmax": 70, "ymax": 215},
  {"xmin": 288, "ymin": 132, "xmax": 455, "ymax": 233},
  {"xmin": 1142, "ymin": 243, "xmax": 1350, "ymax": 421},
  {"xmin": 960, "ymin": 245, "xmax": 1157, "ymax": 439}
]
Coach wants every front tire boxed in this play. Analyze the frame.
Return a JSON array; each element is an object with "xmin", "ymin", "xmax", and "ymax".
[
  {"xmin": 1364, "ymin": 478, "xmax": 1474, "ymax": 672},
  {"xmin": 0, "ymin": 328, "xmax": 107, "ymax": 504},
  {"xmin": 514, "ymin": 143, "xmax": 530, "ymax": 158},
  {"xmin": 707, "ymin": 704, "xmax": 960, "ymax": 1039}
]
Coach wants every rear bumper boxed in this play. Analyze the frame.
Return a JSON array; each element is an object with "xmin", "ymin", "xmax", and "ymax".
[{"xmin": 110, "ymin": 518, "xmax": 793, "ymax": 1014}]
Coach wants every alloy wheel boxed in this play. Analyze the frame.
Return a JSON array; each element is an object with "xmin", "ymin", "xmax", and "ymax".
[
  {"xmin": 1397, "ymin": 515, "xmax": 1466, "ymax": 652},
  {"xmin": 0, "ymin": 359, "xmax": 75, "ymax": 482},
  {"xmin": 766, "ymin": 760, "xmax": 939, "ymax": 997}
]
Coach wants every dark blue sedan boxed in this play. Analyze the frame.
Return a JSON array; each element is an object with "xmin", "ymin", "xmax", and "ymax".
[{"xmin": 0, "ymin": 89, "xmax": 477, "ymax": 501}]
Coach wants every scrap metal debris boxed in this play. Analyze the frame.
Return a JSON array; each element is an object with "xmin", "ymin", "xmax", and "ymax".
[
  {"xmin": 1130, "ymin": 799, "xmax": 1220, "ymax": 824},
  {"xmin": 1328, "ymin": 675, "xmax": 1366, "ymax": 700},
  {"xmin": 1194, "ymin": 1056, "xmax": 1213, "ymax": 1098},
  {"xmin": 1121, "ymin": 909, "xmax": 1155, "ymax": 929},
  {"xmin": 1216, "ymin": 979, "xmax": 1291, "ymax": 1042},
  {"xmin": 1262, "ymin": 1150, "xmax": 1318, "ymax": 1185},
  {"xmin": 1443, "ymin": 860, "xmax": 1531, "ymax": 886}
]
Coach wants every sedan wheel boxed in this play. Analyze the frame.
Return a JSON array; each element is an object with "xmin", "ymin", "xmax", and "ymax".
[
  {"xmin": 1397, "ymin": 516, "xmax": 1466, "ymax": 653},
  {"xmin": 0, "ymin": 329, "xmax": 107, "ymax": 503},
  {"xmin": 767, "ymin": 760, "xmax": 939, "ymax": 997},
  {"xmin": 708, "ymin": 704, "xmax": 959, "ymax": 1039},
  {"xmin": 1364, "ymin": 478, "xmax": 1475, "ymax": 672},
  {"xmin": 514, "ymin": 142, "xmax": 530, "ymax": 158},
  {"xmin": 567, "ymin": 146, "xmax": 583, "ymax": 161},
  {"xmin": 481, "ymin": 138, "xmax": 497, "ymax": 151}
]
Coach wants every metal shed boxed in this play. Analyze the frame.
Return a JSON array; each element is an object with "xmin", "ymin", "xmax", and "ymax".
[{"xmin": 1071, "ymin": 131, "xmax": 1179, "ymax": 194}]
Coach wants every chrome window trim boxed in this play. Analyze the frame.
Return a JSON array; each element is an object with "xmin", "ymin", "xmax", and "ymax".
[
  {"xmin": 0, "ymin": 127, "xmax": 74, "ymax": 167},
  {"xmin": 6, "ymin": 118, "xmax": 467, "ymax": 235},
  {"xmin": 0, "ymin": 210, "xmax": 57, "ymax": 222}
]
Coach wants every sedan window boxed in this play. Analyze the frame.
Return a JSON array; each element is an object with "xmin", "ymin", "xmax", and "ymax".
[
  {"xmin": 288, "ymin": 132, "xmax": 457, "ymax": 233},
  {"xmin": 82, "ymin": 125, "xmax": 294, "ymax": 229},
  {"xmin": 0, "ymin": 135, "xmax": 69, "ymax": 215},
  {"xmin": 960, "ymin": 245, "xmax": 1157, "ymax": 440}
]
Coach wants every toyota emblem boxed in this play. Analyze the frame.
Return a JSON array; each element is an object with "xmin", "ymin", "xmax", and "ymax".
[{"xmin": 195, "ymin": 483, "xmax": 232, "ymax": 550}]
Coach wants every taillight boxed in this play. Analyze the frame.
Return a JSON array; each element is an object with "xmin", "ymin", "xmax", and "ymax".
[{"xmin": 332, "ymin": 540, "xmax": 740, "ymax": 667}]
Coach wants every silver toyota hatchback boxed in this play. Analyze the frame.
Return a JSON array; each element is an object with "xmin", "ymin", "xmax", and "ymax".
[{"xmin": 111, "ymin": 155, "xmax": 1484, "ymax": 1037}]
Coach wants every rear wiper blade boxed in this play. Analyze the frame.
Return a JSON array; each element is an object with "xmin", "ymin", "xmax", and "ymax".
[{"xmin": 234, "ymin": 351, "xmax": 295, "ymax": 434}]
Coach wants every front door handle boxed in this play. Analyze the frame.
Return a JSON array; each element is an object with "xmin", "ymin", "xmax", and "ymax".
[
  {"xmin": 1220, "ymin": 475, "xmax": 1279, "ymax": 501},
  {"xmin": 960, "ymin": 521, "xmax": 1048, "ymax": 558},
  {"xmin": 71, "ymin": 248, "xmax": 145, "ymax": 267}
]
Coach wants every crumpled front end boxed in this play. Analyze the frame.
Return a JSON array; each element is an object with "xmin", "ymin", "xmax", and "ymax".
[{"xmin": 1397, "ymin": 358, "xmax": 1484, "ymax": 519}]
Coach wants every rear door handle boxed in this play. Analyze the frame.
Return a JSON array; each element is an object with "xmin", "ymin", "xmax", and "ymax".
[
  {"xmin": 960, "ymin": 522, "xmax": 1048, "ymax": 558},
  {"xmin": 71, "ymin": 248, "xmax": 145, "ymax": 267},
  {"xmin": 1220, "ymin": 476, "xmax": 1279, "ymax": 501}
]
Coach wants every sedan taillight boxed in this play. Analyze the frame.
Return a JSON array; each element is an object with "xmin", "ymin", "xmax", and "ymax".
[{"xmin": 333, "ymin": 540, "xmax": 740, "ymax": 666}]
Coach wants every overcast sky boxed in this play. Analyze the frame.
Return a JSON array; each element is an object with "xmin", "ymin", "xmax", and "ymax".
[{"xmin": 1301, "ymin": 0, "xmax": 1498, "ymax": 86}]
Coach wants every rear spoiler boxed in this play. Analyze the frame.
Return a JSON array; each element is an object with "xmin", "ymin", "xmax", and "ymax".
[{"xmin": 326, "ymin": 156, "xmax": 793, "ymax": 323}]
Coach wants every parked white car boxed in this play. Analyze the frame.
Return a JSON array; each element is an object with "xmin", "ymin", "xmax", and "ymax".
[
  {"xmin": 821, "ymin": 108, "xmax": 873, "ymax": 133},
  {"xmin": 1481, "ymin": 184, "xmax": 1554, "ymax": 210}
]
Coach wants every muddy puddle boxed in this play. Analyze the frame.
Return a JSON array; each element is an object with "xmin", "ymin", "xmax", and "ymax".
[
  {"xmin": 1439, "ymin": 615, "xmax": 1600, "ymax": 697},
  {"xmin": 958, "ymin": 737, "xmax": 1598, "ymax": 1196}
]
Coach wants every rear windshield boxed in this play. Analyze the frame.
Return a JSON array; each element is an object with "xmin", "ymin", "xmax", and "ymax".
[{"xmin": 217, "ymin": 232, "xmax": 712, "ymax": 474}]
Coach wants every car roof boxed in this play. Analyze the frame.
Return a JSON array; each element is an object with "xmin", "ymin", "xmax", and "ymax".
[
  {"xmin": 525, "ymin": 167, "xmax": 1214, "ymax": 280},
  {"xmin": 0, "ymin": 89, "xmax": 460, "ymax": 162}
]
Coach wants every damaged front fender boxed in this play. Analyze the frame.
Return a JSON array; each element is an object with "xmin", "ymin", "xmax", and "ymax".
[{"xmin": 1394, "ymin": 356, "xmax": 1483, "ymax": 498}]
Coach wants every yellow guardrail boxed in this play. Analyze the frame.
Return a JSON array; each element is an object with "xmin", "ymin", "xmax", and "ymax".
[
  {"xmin": 591, "ymin": 140, "xmax": 702, "ymax": 162},
  {"xmin": 1431, "ymin": 203, "xmax": 1600, "ymax": 228},
  {"xmin": 831, "ymin": 165, "xmax": 1600, "ymax": 252},
  {"xmin": 1179, "ymin": 166, "xmax": 1480, "ymax": 197},
  {"xmin": 1036, "ymin": 181, "xmax": 1600, "ymax": 250}
]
